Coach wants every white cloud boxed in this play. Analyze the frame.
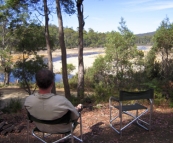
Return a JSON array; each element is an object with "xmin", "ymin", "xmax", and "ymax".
[
  {"xmin": 123, "ymin": 0, "xmax": 173, "ymax": 11},
  {"xmin": 123, "ymin": 0, "xmax": 153, "ymax": 5},
  {"xmin": 144, "ymin": 2, "xmax": 173, "ymax": 11}
]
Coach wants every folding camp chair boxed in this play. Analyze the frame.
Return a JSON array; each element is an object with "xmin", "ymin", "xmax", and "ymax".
[
  {"xmin": 109, "ymin": 89, "xmax": 154, "ymax": 135},
  {"xmin": 27, "ymin": 110, "xmax": 83, "ymax": 143}
]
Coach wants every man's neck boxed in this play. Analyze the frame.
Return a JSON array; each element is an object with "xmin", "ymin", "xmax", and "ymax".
[{"xmin": 38, "ymin": 89, "xmax": 51, "ymax": 94}]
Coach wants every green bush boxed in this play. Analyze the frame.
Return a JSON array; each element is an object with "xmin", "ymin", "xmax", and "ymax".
[
  {"xmin": 69, "ymin": 95, "xmax": 81, "ymax": 106},
  {"xmin": 2, "ymin": 98, "xmax": 22, "ymax": 113},
  {"xmin": 69, "ymin": 75, "xmax": 78, "ymax": 89},
  {"xmin": 61, "ymin": 63, "xmax": 75, "ymax": 74},
  {"xmin": 55, "ymin": 82, "xmax": 64, "ymax": 88}
]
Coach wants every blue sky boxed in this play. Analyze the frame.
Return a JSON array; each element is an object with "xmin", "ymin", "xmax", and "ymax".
[{"xmin": 49, "ymin": 0, "xmax": 173, "ymax": 34}]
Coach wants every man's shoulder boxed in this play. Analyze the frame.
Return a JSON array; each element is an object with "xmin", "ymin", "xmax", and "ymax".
[
  {"xmin": 25, "ymin": 94, "xmax": 36, "ymax": 100},
  {"xmin": 52, "ymin": 94, "xmax": 67, "ymax": 100}
]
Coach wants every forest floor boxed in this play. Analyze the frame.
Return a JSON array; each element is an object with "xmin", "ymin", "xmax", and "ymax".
[{"xmin": 0, "ymin": 87, "xmax": 173, "ymax": 143}]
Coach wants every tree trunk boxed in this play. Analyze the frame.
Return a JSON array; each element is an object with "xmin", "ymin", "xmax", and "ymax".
[
  {"xmin": 2, "ymin": 21, "xmax": 10, "ymax": 86},
  {"xmin": 56, "ymin": 0, "xmax": 71, "ymax": 99},
  {"xmin": 4, "ymin": 69, "xmax": 10, "ymax": 85},
  {"xmin": 77, "ymin": 0, "xmax": 84, "ymax": 98},
  {"xmin": 43, "ymin": 0, "xmax": 56, "ymax": 94}
]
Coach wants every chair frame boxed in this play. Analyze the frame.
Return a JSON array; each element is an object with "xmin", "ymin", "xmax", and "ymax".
[
  {"xmin": 27, "ymin": 111, "xmax": 83, "ymax": 143},
  {"xmin": 109, "ymin": 89, "xmax": 154, "ymax": 135}
]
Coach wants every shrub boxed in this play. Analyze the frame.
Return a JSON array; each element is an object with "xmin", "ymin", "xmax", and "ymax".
[
  {"xmin": 2, "ymin": 98, "xmax": 22, "ymax": 113},
  {"xmin": 55, "ymin": 82, "xmax": 64, "ymax": 89},
  {"xmin": 69, "ymin": 95, "xmax": 81, "ymax": 106},
  {"xmin": 68, "ymin": 75, "xmax": 78, "ymax": 89}
]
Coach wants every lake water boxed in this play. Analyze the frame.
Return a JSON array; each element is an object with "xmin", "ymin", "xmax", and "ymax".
[
  {"xmin": 0, "ymin": 47, "xmax": 149, "ymax": 83},
  {"xmin": 137, "ymin": 46, "xmax": 148, "ymax": 50},
  {"xmin": 0, "ymin": 52, "xmax": 101, "ymax": 83}
]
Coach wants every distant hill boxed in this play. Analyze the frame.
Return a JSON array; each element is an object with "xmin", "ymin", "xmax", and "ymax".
[
  {"xmin": 135, "ymin": 32, "xmax": 155, "ymax": 46},
  {"xmin": 135, "ymin": 32, "xmax": 155, "ymax": 37}
]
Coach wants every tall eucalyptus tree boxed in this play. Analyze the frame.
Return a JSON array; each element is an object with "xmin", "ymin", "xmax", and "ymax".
[
  {"xmin": 56, "ymin": 0, "xmax": 75, "ymax": 99},
  {"xmin": 42, "ymin": 0, "xmax": 56, "ymax": 94},
  {"xmin": 76, "ymin": 0, "xmax": 85, "ymax": 98}
]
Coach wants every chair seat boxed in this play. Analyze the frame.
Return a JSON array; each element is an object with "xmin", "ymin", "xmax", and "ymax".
[{"xmin": 114, "ymin": 103, "xmax": 147, "ymax": 111}]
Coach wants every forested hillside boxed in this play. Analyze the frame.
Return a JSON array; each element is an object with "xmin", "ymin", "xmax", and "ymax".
[
  {"xmin": 49, "ymin": 25, "xmax": 155, "ymax": 49},
  {"xmin": 135, "ymin": 32, "xmax": 155, "ymax": 46}
]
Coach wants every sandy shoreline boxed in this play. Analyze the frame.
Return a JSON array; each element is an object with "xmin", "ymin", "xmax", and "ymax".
[{"xmin": 40, "ymin": 48, "xmax": 105, "ymax": 75}]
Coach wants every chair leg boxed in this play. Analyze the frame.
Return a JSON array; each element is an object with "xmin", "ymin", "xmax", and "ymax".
[
  {"xmin": 71, "ymin": 124, "xmax": 74, "ymax": 143},
  {"xmin": 27, "ymin": 120, "xmax": 30, "ymax": 143},
  {"xmin": 79, "ymin": 113, "xmax": 83, "ymax": 141},
  {"xmin": 149, "ymin": 100, "xmax": 153, "ymax": 131}
]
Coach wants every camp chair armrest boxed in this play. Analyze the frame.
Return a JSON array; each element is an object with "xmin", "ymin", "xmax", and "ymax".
[
  {"xmin": 109, "ymin": 96, "xmax": 119, "ymax": 107},
  {"xmin": 149, "ymin": 98, "xmax": 154, "ymax": 104}
]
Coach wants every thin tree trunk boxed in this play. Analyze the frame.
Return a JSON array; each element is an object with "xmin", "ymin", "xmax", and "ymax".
[
  {"xmin": 56, "ymin": 0, "xmax": 71, "ymax": 99},
  {"xmin": 76, "ymin": 0, "xmax": 84, "ymax": 98},
  {"xmin": 43, "ymin": 0, "xmax": 56, "ymax": 94},
  {"xmin": 4, "ymin": 70, "xmax": 9, "ymax": 85},
  {"xmin": 2, "ymin": 21, "xmax": 10, "ymax": 85}
]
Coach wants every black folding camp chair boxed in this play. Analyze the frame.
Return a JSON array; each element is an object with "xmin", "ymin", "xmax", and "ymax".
[
  {"xmin": 27, "ymin": 110, "xmax": 83, "ymax": 143},
  {"xmin": 109, "ymin": 89, "xmax": 154, "ymax": 135}
]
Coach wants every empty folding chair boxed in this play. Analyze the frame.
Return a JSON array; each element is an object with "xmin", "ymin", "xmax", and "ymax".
[{"xmin": 109, "ymin": 89, "xmax": 154, "ymax": 135}]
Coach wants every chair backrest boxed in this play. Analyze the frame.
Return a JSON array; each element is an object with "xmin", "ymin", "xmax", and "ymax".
[
  {"xmin": 27, "ymin": 110, "xmax": 71, "ymax": 125},
  {"xmin": 119, "ymin": 89, "xmax": 154, "ymax": 101}
]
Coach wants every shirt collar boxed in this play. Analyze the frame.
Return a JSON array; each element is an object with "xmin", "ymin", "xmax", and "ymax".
[{"xmin": 34, "ymin": 92, "xmax": 54, "ymax": 99}]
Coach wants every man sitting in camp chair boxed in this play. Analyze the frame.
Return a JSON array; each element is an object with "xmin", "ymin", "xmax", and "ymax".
[{"xmin": 24, "ymin": 69, "xmax": 83, "ymax": 134}]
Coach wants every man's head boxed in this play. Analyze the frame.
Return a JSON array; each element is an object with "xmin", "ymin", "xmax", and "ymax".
[{"xmin": 36, "ymin": 69, "xmax": 55, "ymax": 89}]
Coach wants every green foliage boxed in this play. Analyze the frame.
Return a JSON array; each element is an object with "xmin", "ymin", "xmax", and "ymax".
[
  {"xmin": 60, "ymin": 0, "xmax": 75, "ymax": 15},
  {"xmin": 94, "ymin": 81, "xmax": 114, "ymax": 97},
  {"xmin": 0, "ymin": 49, "xmax": 13, "ymax": 73},
  {"xmin": 104, "ymin": 18, "xmax": 145, "ymax": 90},
  {"xmin": 135, "ymin": 32, "xmax": 154, "ymax": 46},
  {"xmin": 153, "ymin": 17, "xmax": 173, "ymax": 50},
  {"xmin": 60, "ymin": 63, "xmax": 75, "ymax": 74},
  {"xmin": 13, "ymin": 23, "xmax": 46, "ymax": 52},
  {"xmin": 2, "ymin": 98, "xmax": 22, "ymax": 113},
  {"xmin": 69, "ymin": 95, "xmax": 82, "ymax": 106},
  {"xmin": 67, "ymin": 63, "xmax": 75, "ymax": 74},
  {"xmin": 64, "ymin": 28, "xmax": 78, "ymax": 48},
  {"xmin": 55, "ymin": 82, "xmax": 64, "ymax": 89},
  {"xmin": 69, "ymin": 74, "xmax": 77, "ymax": 89},
  {"xmin": 144, "ymin": 17, "xmax": 173, "ymax": 103},
  {"xmin": 49, "ymin": 24, "xmax": 60, "ymax": 49},
  {"xmin": 12, "ymin": 55, "xmax": 47, "ymax": 94},
  {"xmin": 144, "ymin": 47, "xmax": 160, "ymax": 79}
]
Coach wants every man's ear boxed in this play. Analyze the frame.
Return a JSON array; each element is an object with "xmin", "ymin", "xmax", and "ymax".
[{"xmin": 50, "ymin": 82, "xmax": 54, "ymax": 87}]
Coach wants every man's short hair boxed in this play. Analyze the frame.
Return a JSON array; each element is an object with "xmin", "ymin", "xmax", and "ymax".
[{"xmin": 36, "ymin": 69, "xmax": 55, "ymax": 89}]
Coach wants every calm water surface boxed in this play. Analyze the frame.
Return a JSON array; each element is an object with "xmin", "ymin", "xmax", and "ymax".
[{"xmin": 0, "ymin": 52, "xmax": 101, "ymax": 83}]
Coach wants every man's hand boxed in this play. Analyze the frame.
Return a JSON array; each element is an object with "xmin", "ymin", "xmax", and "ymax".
[{"xmin": 76, "ymin": 104, "xmax": 83, "ymax": 112}]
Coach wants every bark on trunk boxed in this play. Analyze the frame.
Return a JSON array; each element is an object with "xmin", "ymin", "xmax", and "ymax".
[
  {"xmin": 77, "ymin": 0, "xmax": 84, "ymax": 98},
  {"xmin": 4, "ymin": 70, "xmax": 9, "ymax": 85},
  {"xmin": 56, "ymin": 0, "xmax": 71, "ymax": 99}
]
